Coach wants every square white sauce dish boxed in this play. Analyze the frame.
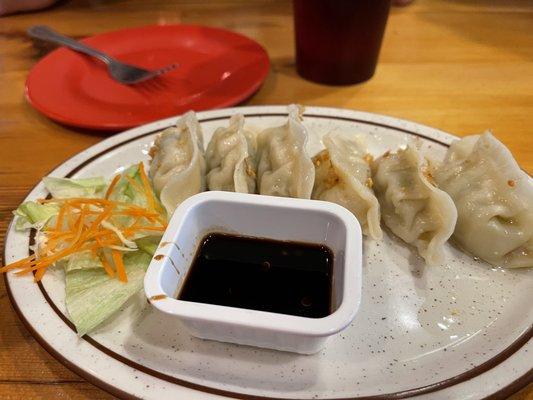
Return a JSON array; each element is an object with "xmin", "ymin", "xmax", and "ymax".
[{"xmin": 144, "ymin": 191, "xmax": 363, "ymax": 354}]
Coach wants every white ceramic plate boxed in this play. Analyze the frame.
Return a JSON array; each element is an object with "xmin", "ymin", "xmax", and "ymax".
[{"xmin": 4, "ymin": 106, "xmax": 532, "ymax": 400}]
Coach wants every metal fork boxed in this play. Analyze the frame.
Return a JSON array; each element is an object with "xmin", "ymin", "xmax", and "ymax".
[{"xmin": 27, "ymin": 25, "xmax": 178, "ymax": 85}]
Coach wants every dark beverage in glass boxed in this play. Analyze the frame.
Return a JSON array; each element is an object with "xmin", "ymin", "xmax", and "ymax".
[{"xmin": 293, "ymin": 0, "xmax": 391, "ymax": 85}]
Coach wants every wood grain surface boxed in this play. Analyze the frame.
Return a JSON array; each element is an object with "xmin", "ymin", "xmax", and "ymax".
[{"xmin": 0, "ymin": 0, "xmax": 531, "ymax": 399}]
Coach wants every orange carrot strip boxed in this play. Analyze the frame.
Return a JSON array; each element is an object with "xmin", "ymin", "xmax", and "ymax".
[
  {"xmin": 38, "ymin": 244, "xmax": 51, "ymax": 257},
  {"xmin": 53, "ymin": 203, "xmax": 68, "ymax": 231},
  {"xmin": 70, "ymin": 205, "xmax": 89, "ymax": 245},
  {"xmin": 14, "ymin": 205, "xmax": 111, "ymax": 277},
  {"xmin": 95, "ymin": 237, "xmax": 120, "ymax": 246},
  {"xmin": 22, "ymin": 239, "xmax": 98, "ymax": 274},
  {"xmin": 124, "ymin": 204, "xmax": 158, "ymax": 212},
  {"xmin": 86, "ymin": 236, "xmax": 120, "ymax": 251},
  {"xmin": 112, "ymin": 250, "xmax": 127, "ymax": 282},
  {"xmin": 39, "ymin": 198, "xmax": 111, "ymax": 205},
  {"xmin": 15, "ymin": 243, "xmax": 89, "ymax": 275},
  {"xmin": 78, "ymin": 210, "xmax": 100, "ymax": 215},
  {"xmin": 125, "ymin": 175, "xmax": 144, "ymax": 193},
  {"xmin": 58, "ymin": 198, "xmax": 155, "ymax": 216},
  {"xmin": 67, "ymin": 209, "xmax": 77, "ymax": 230},
  {"xmin": 137, "ymin": 162, "xmax": 156, "ymax": 211},
  {"xmin": 34, "ymin": 266, "xmax": 47, "ymax": 282},
  {"xmin": 38, "ymin": 198, "xmax": 133, "ymax": 208},
  {"xmin": 5, "ymin": 177, "xmax": 167, "ymax": 280},
  {"xmin": 45, "ymin": 230, "xmax": 74, "ymax": 238},
  {"xmin": 88, "ymin": 230, "xmax": 115, "ymax": 240},
  {"xmin": 79, "ymin": 204, "xmax": 114, "ymax": 241},
  {"xmin": 123, "ymin": 218, "xmax": 142, "ymax": 235},
  {"xmin": 96, "ymin": 251, "xmax": 115, "ymax": 278},
  {"xmin": 94, "ymin": 236, "xmax": 103, "ymax": 247},
  {"xmin": 141, "ymin": 215, "xmax": 159, "ymax": 225},
  {"xmin": 124, "ymin": 226, "xmax": 166, "ymax": 234},
  {"xmin": 124, "ymin": 211, "xmax": 163, "ymax": 226},
  {"xmin": 105, "ymin": 174, "xmax": 121, "ymax": 199},
  {"xmin": 138, "ymin": 162, "xmax": 164, "ymax": 215},
  {"xmin": 116, "ymin": 209, "xmax": 159, "ymax": 218},
  {"xmin": 69, "ymin": 198, "xmax": 109, "ymax": 205},
  {"xmin": 0, "ymin": 255, "xmax": 36, "ymax": 273}
]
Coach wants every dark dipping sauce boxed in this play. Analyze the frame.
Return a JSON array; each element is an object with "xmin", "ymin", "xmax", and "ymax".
[{"xmin": 178, "ymin": 233, "xmax": 334, "ymax": 318}]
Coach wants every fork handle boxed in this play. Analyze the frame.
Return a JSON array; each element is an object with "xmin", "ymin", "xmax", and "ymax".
[{"xmin": 27, "ymin": 25, "xmax": 113, "ymax": 64}]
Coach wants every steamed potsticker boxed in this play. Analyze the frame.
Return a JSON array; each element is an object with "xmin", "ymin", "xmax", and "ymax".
[
  {"xmin": 434, "ymin": 132, "xmax": 533, "ymax": 268},
  {"xmin": 205, "ymin": 114, "xmax": 257, "ymax": 193},
  {"xmin": 312, "ymin": 132, "xmax": 382, "ymax": 240},
  {"xmin": 149, "ymin": 111, "xmax": 206, "ymax": 214},
  {"xmin": 256, "ymin": 105, "xmax": 315, "ymax": 199},
  {"xmin": 372, "ymin": 146, "xmax": 457, "ymax": 265}
]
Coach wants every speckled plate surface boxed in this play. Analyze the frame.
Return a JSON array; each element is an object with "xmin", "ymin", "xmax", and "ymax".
[{"xmin": 4, "ymin": 106, "xmax": 532, "ymax": 400}]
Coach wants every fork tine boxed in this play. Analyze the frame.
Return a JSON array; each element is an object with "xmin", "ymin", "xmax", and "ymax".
[
  {"xmin": 126, "ymin": 62, "xmax": 178, "ymax": 84},
  {"xmin": 153, "ymin": 75, "xmax": 171, "ymax": 89},
  {"xmin": 134, "ymin": 81, "xmax": 154, "ymax": 97},
  {"xmin": 148, "ymin": 78, "xmax": 164, "ymax": 91},
  {"xmin": 157, "ymin": 63, "xmax": 179, "ymax": 76},
  {"xmin": 135, "ymin": 75, "xmax": 165, "ymax": 91}
]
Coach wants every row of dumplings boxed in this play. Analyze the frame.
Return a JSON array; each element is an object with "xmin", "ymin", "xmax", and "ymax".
[{"xmin": 149, "ymin": 105, "xmax": 533, "ymax": 269}]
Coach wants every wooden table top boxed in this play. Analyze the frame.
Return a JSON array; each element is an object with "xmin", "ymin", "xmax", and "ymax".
[{"xmin": 0, "ymin": 0, "xmax": 531, "ymax": 399}]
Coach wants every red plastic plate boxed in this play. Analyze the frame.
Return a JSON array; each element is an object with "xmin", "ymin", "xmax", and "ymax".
[{"xmin": 26, "ymin": 25, "xmax": 270, "ymax": 131}]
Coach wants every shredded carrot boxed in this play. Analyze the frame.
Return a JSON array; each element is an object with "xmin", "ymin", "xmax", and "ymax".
[
  {"xmin": 87, "ymin": 237, "xmax": 120, "ymax": 250},
  {"xmin": 125, "ymin": 175, "xmax": 144, "ymax": 194},
  {"xmin": 45, "ymin": 230, "xmax": 74, "ymax": 239},
  {"xmin": 38, "ymin": 197, "xmax": 112, "ymax": 206},
  {"xmin": 81, "ymin": 205, "xmax": 114, "ymax": 241},
  {"xmin": 116, "ymin": 209, "xmax": 159, "ymax": 218},
  {"xmin": 97, "ymin": 251, "xmax": 115, "ymax": 278},
  {"xmin": 54, "ymin": 203, "xmax": 68, "ymax": 231},
  {"xmin": 5, "ymin": 167, "xmax": 167, "ymax": 283},
  {"xmin": 91, "ymin": 237, "xmax": 121, "ymax": 253},
  {"xmin": 124, "ymin": 218, "xmax": 142, "ymax": 233},
  {"xmin": 0, "ymin": 255, "xmax": 36, "ymax": 273},
  {"xmin": 138, "ymin": 162, "xmax": 157, "ymax": 212},
  {"xmin": 34, "ymin": 265, "xmax": 47, "ymax": 282},
  {"xmin": 38, "ymin": 198, "xmax": 158, "ymax": 215},
  {"xmin": 67, "ymin": 209, "xmax": 77, "ymax": 230},
  {"xmin": 123, "ymin": 226, "xmax": 166, "ymax": 235},
  {"xmin": 105, "ymin": 174, "xmax": 121, "ymax": 199},
  {"xmin": 71, "ymin": 204, "xmax": 89, "ymax": 245},
  {"xmin": 112, "ymin": 250, "xmax": 127, "ymax": 282},
  {"xmin": 88, "ymin": 230, "xmax": 116, "ymax": 241},
  {"xmin": 15, "ymin": 242, "xmax": 89, "ymax": 275}
]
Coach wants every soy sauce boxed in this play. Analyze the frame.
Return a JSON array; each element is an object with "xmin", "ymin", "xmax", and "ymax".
[{"xmin": 178, "ymin": 233, "xmax": 333, "ymax": 318}]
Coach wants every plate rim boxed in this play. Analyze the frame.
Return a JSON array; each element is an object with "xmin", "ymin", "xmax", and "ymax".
[
  {"xmin": 24, "ymin": 24, "xmax": 271, "ymax": 131},
  {"xmin": 4, "ymin": 105, "xmax": 532, "ymax": 399}
]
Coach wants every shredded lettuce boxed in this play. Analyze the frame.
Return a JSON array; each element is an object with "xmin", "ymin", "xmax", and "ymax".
[
  {"xmin": 65, "ymin": 250, "xmax": 152, "ymax": 337},
  {"xmin": 64, "ymin": 250, "xmax": 102, "ymax": 273},
  {"xmin": 109, "ymin": 165, "xmax": 145, "ymax": 204},
  {"xmin": 43, "ymin": 176, "xmax": 106, "ymax": 198},
  {"xmin": 110, "ymin": 164, "xmax": 166, "ymax": 218},
  {"xmin": 135, "ymin": 235, "xmax": 162, "ymax": 257},
  {"xmin": 61, "ymin": 165, "xmax": 165, "ymax": 336},
  {"xmin": 14, "ymin": 201, "xmax": 59, "ymax": 231},
  {"xmin": 14, "ymin": 177, "xmax": 107, "ymax": 231},
  {"xmin": 12, "ymin": 164, "xmax": 166, "ymax": 337}
]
